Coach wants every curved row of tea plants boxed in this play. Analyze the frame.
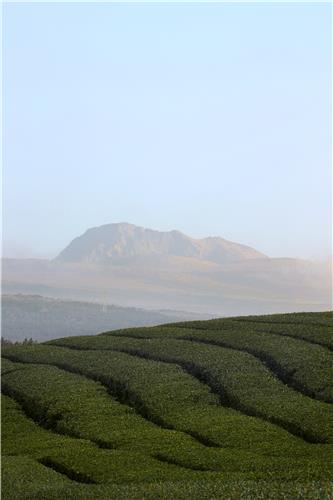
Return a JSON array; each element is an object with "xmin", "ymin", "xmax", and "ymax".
[
  {"xmin": 3, "ymin": 454, "xmax": 333, "ymax": 500},
  {"xmin": 2, "ymin": 344, "xmax": 305, "ymax": 453},
  {"xmin": 2, "ymin": 311, "xmax": 333, "ymax": 499},
  {"xmin": 6, "ymin": 364, "xmax": 318, "ymax": 477},
  {"xmin": 170, "ymin": 312, "xmax": 333, "ymax": 350},
  {"xmin": 56, "ymin": 327, "xmax": 333, "ymax": 403},
  {"xmin": 47, "ymin": 335, "xmax": 333, "ymax": 444},
  {"xmin": 171, "ymin": 326, "xmax": 333, "ymax": 403},
  {"xmin": 2, "ymin": 393, "xmax": 202, "ymax": 486}
]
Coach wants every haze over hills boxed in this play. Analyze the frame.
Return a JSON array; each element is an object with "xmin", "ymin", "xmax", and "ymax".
[
  {"xmin": 2, "ymin": 294, "xmax": 210, "ymax": 342},
  {"xmin": 56, "ymin": 222, "xmax": 266, "ymax": 264},
  {"xmin": 2, "ymin": 222, "xmax": 331, "ymax": 316}
]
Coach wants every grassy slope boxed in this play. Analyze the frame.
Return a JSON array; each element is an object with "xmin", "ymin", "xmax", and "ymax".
[{"xmin": 2, "ymin": 311, "xmax": 333, "ymax": 499}]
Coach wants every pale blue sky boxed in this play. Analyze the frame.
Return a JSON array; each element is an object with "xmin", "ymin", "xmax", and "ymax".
[{"xmin": 3, "ymin": 2, "xmax": 331, "ymax": 259}]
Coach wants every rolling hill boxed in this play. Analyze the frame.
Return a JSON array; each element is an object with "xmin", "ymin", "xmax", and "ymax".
[{"xmin": 2, "ymin": 311, "xmax": 333, "ymax": 499}]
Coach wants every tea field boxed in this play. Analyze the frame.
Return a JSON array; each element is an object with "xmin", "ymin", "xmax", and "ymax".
[{"xmin": 2, "ymin": 311, "xmax": 333, "ymax": 499}]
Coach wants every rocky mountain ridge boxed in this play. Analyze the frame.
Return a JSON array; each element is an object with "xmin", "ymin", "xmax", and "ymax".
[{"xmin": 56, "ymin": 222, "xmax": 267, "ymax": 265}]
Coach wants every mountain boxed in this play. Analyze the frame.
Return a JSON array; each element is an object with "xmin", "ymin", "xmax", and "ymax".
[
  {"xmin": 2, "ymin": 223, "xmax": 331, "ymax": 316},
  {"xmin": 56, "ymin": 222, "xmax": 266, "ymax": 265}
]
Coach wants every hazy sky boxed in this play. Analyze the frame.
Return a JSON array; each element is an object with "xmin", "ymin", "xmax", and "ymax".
[{"xmin": 3, "ymin": 2, "xmax": 331, "ymax": 260}]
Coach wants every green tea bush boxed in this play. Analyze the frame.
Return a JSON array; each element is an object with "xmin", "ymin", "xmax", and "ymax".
[
  {"xmin": 176, "ymin": 327, "xmax": 333, "ymax": 402},
  {"xmin": 47, "ymin": 335, "xmax": 333, "ymax": 444},
  {"xmin": 2, "ymin": 312, "xmax": 333, "ymax": 499},
  {"xmin": 3, "ymin": 344, "xmax": 310, "ymax": 455}
]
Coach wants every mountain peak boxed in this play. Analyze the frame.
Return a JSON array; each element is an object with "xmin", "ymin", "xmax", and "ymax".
[{"xmin": 56, "ymin": 222, "xmax": 267, "ymax": 264}]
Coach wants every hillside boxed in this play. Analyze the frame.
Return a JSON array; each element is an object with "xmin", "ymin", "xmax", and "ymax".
[
  {"xmin": 2, "ymin": 295, "xmax": 209, "ymax": 342},
  {"xmin": 2, "ymin": 311, "xmax": 333, "ymax": 499}
]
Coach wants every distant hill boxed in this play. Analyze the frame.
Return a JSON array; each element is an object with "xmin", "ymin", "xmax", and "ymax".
[
  {"xmin": 1, "ymin": 294, "xmax": 210, "ymax": 342},
  {"xmin": 2, "ymin": 223, "xmax": 331, "ymax": 316},
  {"xmin": 56, "ymin": 222, "xmax": 266, "ymax": 265}
]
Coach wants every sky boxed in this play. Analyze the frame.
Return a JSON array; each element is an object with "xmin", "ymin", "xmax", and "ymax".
[{"xmin": 3, "ymin": 2, "xmax": 332, "ymax": 260}]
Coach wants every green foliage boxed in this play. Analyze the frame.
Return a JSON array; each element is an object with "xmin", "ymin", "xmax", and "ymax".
[
  {"xmin": 2, "ymin": 344, "xmax": 309, "ymax": 453},
  {"xmin": 2, "ymin": 311, "xmax": 333, "ymax": 499},
  {"xmin": 178, "ymin": 327, "xmax": 333, "ymax": 402},
  {"xmin": 1, "ymin": 357, "xmax": 27, "ymax": 375},
  {"xmin": 3, "ymin": 456, "xmax": 333, "ymax": 500},
  {"xmin": 46, "ymin": 334, "xmax": 333, "ymax": 444},
  {"xmin": 171, "ymin": 312, "xmax": 333, "ymax": 349}
]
